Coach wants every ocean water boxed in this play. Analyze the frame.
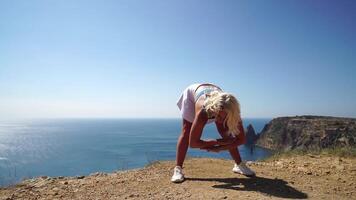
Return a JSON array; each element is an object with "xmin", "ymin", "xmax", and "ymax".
[{"xmin": 0, "ymin": 118, "xmax": 272, "ymax": 186}]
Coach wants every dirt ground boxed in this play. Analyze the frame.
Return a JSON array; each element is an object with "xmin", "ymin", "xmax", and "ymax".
[{"xmin": 1, "ymin": 154, "xmax": 355, "ymax": 200}]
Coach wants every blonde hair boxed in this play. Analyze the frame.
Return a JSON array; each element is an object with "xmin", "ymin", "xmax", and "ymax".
[{"xmin": 204, "ymin": 91, "xmax": 242, "ymax": 136}]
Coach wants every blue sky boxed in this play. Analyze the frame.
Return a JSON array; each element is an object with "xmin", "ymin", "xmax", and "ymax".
[{"xmin": 0, "ymin": 0, "xmax": 355, "ymax": 119}]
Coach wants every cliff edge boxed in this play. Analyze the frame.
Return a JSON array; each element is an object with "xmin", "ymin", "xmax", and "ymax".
[
  {"xmin": 1, "ymin": 155, "xmax": 355, "ymax": 200},
  {"xmin": 257, "ymin": 115, "xmax": 356, "ymax": 151}
]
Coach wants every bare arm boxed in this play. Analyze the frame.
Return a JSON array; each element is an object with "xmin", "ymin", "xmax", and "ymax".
[
  {"xmin": 189, "ymin": 110, "xmax": 218, "ymax": 148},
  {"xmin": 216, "ymin": 120, "xmax": 229, "ymax": 137},
  {"xmin": 204, "ymin": 120, "xmax": 246, "ymax": 152}
]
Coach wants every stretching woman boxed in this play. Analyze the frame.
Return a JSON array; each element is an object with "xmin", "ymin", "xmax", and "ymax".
[{"xmin": 171, "ymin": 83, "xmax": 255, "ymax": 183}]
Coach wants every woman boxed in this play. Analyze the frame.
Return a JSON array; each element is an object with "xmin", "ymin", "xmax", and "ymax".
[{"xmin": 171, "ymin": 83, "xmax": 255, "ymax": 183}]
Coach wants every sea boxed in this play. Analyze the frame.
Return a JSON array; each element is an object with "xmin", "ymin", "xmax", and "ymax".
[{"xmin": 0, "ymin": 118, "xmax": 272, "ymax": 186}]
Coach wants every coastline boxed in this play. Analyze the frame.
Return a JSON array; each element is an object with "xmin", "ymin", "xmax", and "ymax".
[{"xmin": 0, "ymin": 118, "xmax": 272, "ymax": 187}]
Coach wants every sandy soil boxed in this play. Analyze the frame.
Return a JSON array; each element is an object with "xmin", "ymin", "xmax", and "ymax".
[{"xmin": 1, "ymin": 154, "xmax": 355, "ymax": 200}]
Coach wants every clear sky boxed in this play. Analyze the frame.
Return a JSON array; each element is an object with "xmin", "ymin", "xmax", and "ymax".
[{"xmin": 0, "ymin": 0, "xmax": 355, "ymax": 120}]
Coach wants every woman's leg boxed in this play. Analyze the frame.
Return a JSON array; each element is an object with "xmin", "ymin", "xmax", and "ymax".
[
  {"xmin": 176, "ymin": 119, "xmax": 192, "ymax": 167},
  {"xmin": 218, "ymin": 130, "xmax": 246, "ymax": 164}
]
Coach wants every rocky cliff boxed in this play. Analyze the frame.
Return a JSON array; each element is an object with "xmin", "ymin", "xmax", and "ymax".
[{"xmin": 257, "ymin": 115, "xmax": 356, "ymax": 151}]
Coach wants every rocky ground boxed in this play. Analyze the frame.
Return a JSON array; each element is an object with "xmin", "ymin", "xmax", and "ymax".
[{"xmin": 1, "ymin": 154, "xmax": 355, "ymax": 200}]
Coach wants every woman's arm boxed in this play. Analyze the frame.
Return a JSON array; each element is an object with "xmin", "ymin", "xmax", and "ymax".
[
  {"xmin": 216, "ymin": 120, "xmax": 228, "ymax": 136},
  {"xmin": 231, "ymin": 120, "xmax": 246, "ymax": 146},
  {"xmin": 204, "ymin": 120, "xmax": 246, "ymax": 152},
  {"xmin": 189, "ymin": 110, "xmax": 218, "ymax": 148}
]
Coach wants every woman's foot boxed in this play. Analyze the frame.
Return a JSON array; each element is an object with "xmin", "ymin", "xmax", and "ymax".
[
  {"xmin": 171, "ymin": 166, "xmax": 184, "ymax": 183},
  {"xmin": 232, "ymin": 161, "xmax": 256, "ymax": 177}
]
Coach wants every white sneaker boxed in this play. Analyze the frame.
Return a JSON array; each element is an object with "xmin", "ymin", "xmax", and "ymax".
[
  {"xmin": 171, "ymin": 166, "xmax": 185, "ymax": 183},
  {"xmin": 232, "ymin": 161, "xmax": 256, "ymax": 177}
]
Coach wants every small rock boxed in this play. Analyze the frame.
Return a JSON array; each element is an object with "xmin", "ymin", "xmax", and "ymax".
[
  {"xmin": 276, "ymin": 161, "xmax": 283, "ymax": 167},
  {"xmin": 246, "ymin": 161, "xmax": 253, "ymax": 165},
  {"xmin": 5, "ymin": 196, "xmax": 14, "ymax": 200},
  {"xmin": 336, "ymin": 165, "xmax": 345, "ymax": 170},
  {"xmin": 90, "ymin": 172, "xmax": 101, "ymax": 176},
  {"xmin": 297, "ymin": 167, "xmax": 307, "ymax": 172},
  {"xmin": 34, "ymin": 180, "xmax": 47, "ymax": 188},
  {"xmin": 76, "ymin": 176, "xmax": 85, "ymax": 179}
]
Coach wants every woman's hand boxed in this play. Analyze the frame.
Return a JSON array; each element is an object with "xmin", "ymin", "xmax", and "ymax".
[
  {"xmin": 204, "ymin": 139, "xmax": 219, "ymax": 147},
  {"xmin": 216, "ymin": 137, "xmax": 235, "ymax": 146},
  {"xmin": 203, "ymin": 145, "xmax": 227, "ymax": 153},
  {"xmin": 207, "ymin": 145, "xmax": 223, "ymax": 153},
  {"xmin": 201, "ymin": 138, "xmax": 239, "ymax": 153},
  {"xmin": 199, "ymin": 137, "xmax": 239, "ymax": 152}
]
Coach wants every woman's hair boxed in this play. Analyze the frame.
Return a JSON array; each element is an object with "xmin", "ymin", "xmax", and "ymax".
[{"xmin": 204, "ymin": 91, "xmax": 242, "ymax": 136}]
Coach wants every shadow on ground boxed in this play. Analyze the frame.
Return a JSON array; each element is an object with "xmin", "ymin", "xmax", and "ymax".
[{"xmin": 185, "ymin": 176, "xmax": 308, "ymax": 199}]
